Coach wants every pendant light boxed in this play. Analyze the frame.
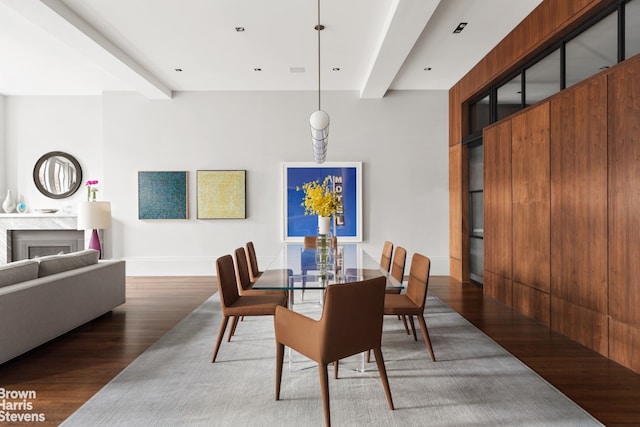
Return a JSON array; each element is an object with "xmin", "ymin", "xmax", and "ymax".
[{"xmin": 310, "ymin": 0, "xmax": 329, "ymax": 164}]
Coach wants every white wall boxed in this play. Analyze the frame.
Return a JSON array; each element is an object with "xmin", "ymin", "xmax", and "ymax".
[
  {"xmin": 4, "ymin": 96, "xmax": 103, "ymax": 211},
  {"xmin": 4, "ymin": 90, "xmax": 450, "ymax": 276},
  {"xmin": 0, "ymin": 94, "xmax": 5, "ymax": 195}
]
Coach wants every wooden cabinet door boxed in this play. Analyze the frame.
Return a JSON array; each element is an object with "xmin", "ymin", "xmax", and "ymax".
[
  {"xmin": 484, "ymin": 120, "xmax": 512, "ymax": 279},
  {"xmin": 550, "ymin": 76, "xmax": 608, "ymax": 312},
  {"xmin": 609, "ymin": 60, "xmax": 640, "ymax": 328},
  {"xmin": 512, "ymin": 103, "xmax": 551, "ymax": 293}
]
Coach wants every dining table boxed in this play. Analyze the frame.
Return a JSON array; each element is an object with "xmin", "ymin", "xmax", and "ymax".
[{"xmin": 252, "ymin": 243, "xmax": 403, "ymax": 307}]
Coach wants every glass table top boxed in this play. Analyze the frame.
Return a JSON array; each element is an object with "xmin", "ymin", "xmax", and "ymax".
[{"xmin": 251, "ymin": 243, "xmax": 402, "ymax": 290}]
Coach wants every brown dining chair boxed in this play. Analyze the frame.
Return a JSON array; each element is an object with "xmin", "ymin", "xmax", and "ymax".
[
  {"xmin": 380, "ymin": 241, "xmax": 393, "ymax": 272},
  {"xmin": 384, "ymin": 253, "xmax": 436, "ymax": 361},
  {"xmin": 228, "ymin": 247, "xmax": 288, "ymax": 339},
  {"xmin": 388, "ymin": 246, "xmax": 410, "ymax": 335},
  {"xmin": 274, "ymin": 276, "xmax": 394, "ymax": 427},
  {"xmin": 211, "ymin": 254, "xmax": 287, "ymax": 363},
  {"xmin": 245, "ymin": 241, "xmax": 263, "ymax": 283}
]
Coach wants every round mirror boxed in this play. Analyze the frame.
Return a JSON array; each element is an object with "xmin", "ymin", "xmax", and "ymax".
[{"xmin": 33, "ymin": 151, "xmax": 83, "ymax": 199}]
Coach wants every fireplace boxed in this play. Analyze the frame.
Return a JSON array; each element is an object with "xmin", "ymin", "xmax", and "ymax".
[
  {"xmin": 0, "ymin": 213, "xmax": 81, "ymax": 264},
  {"xmin": 11, "ymin": 229, "xmax": 84, "ymax": 261}
]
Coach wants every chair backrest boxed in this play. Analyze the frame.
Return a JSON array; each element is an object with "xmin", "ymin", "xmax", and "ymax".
[
  {"xmin": 390, "ymin": 246, "xmax": 407, "ymax": 283},
  {"xmin": 405, "ymin": 253, "xmax": 431, "ymax": 309},
  {"xmin": 303, "ymin": 235, "xmax": 337, "ymax": 249},
  {"xmin": 216, "ymin": 255, "xmax": 241, "ymax": 311},
  {"xmin": 380, "ymin": 241, "xmax": 393, "ymax": 272},
  {"xmin": 245, "ymin": 241, "xmax": 261, "ymax": 279},
  {"xmin": 319, "ymin": 276, "xmax": 386, "ymax": 363},
  {"xmin": 303, "ymin": 235, "xmax": 317, "ymax": 248},
  {"xmin": 234, "ymin": 247, "xmax": 253, "ymax": 291}
]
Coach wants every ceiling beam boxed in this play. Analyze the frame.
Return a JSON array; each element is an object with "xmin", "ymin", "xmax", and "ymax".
[
  {"xmin": 360, "ymin": 0, "xmax": 440, "ymax": 99},
  {"xmin": 0, "ymin": 0, "xmax": 171, "ymax": 99}
]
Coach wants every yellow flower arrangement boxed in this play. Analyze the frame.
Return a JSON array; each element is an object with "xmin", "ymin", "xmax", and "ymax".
[{"xmin": 297, "ymin": 176, "xmax": 339, "ymax": 217}]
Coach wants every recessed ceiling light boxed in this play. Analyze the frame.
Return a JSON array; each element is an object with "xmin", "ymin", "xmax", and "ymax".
[
  {"xmin": 235, "ymin": 27, "xmax": 245, "ymax": 32},
  {"xmin": 453, "ymin": 22, "xmax": 468, "ymax": 33},
  {"xmin": 423, "ymin": 67, "xmax": 432, "ymax": 71},
  {"xmin": 174, "ymin": 68, "xmax": 183, "ymax": 72},
  {"xmin": 254, "ymin": 68, "xmax": 262, "ymax": 71},
  {"xmin": 332, "ymin": 67, "xmax": 340, "ymax": 71}
]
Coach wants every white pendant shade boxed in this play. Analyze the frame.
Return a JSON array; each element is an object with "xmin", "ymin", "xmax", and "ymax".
[
  {"xmin": 310, "ymin": 110, "xmax": 330, "ymax": 164},
  {"xmin": 77, "ymin": 201, "xmax": 112, "ymax": 230}
]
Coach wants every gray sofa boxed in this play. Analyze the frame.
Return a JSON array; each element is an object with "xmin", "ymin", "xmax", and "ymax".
[{"xmin": 0, "ymin": 249, "xmax": 126, "ymax": 364}]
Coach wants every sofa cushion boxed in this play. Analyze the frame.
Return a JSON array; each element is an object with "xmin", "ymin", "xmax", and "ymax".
[
  {"xmin": 37, "ymin": 249, "xmax": 100, "ymax": 277},
  {"xmin": 0, "ymin": 259, "xmax": 40, "ymax": 288}
]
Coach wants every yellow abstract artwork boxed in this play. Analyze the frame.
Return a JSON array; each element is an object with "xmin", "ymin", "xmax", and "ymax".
[{"xmin": 197, "ymin": 170, "xmax": 246, "ymax": 219}]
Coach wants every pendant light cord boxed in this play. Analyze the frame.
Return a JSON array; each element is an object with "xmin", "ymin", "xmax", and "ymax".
[{"xmin": 317, "ymin": 0, "xmax": 321, "ymax": 111}]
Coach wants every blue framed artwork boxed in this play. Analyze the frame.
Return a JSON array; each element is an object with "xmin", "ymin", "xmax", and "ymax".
[
  {"xmin": 283, "ymin": 162, "xmax": 362, "ymax": 242},
  {"xmin": 138, "ymin": 171, "xmax": 188, "ymax": 219}
]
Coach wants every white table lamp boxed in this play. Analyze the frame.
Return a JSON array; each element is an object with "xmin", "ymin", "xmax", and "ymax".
[{"xmin": 77, "ymin": 201, "xmax": 111, "ymax": 259}]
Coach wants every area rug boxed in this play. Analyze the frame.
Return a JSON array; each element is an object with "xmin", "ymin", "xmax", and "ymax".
[{"xmin": 62, "ymin": 291, "xmax": 603, "ymax": 426}]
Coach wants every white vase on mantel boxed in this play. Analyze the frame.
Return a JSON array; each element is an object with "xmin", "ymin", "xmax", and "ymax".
[
  {"xmin": 2, "ymin": 190, "xmax": 16, "ymax": 213},
  {"xmin": 318, "ymin": 215, "xmax": 331, "ymax": 235}
]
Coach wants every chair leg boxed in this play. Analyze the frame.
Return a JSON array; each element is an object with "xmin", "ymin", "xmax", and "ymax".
[
  {"xmin": 276, "ymin": 343, "xmax": 284, "ymax": 400},
  {"xmin": 408, "ymin": 315, "xmax": 418, "ymax": 341},
  {"xmin": 227, "ymin": 316, "xmax": 239, "ymax": 342},
  {"xmin": 212, "ymin": 315, "xmax": 230, "ymax": 363},
  {"xmin": 372, "ymin": 347, "xmax": 394, "ymax": 410},
  {"xmin": 319, "ymin": 364, "xmax": 331, "ymax": 427},
  {"xmin": 333, "ymin": 360, "xmax": 339, "ymax": 379},
  {"xmin": 401, "ymin": 315, "xmax": 410, "ymax": 334},
  {"xmin": 417, "ymin": 314, "xmax": 436, "ymax": 362}
]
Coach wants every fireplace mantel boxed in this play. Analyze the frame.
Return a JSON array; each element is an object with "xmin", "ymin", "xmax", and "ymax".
[{"xmin": 0, "ymin": 213, "xmax": 78, "ymax": 264}]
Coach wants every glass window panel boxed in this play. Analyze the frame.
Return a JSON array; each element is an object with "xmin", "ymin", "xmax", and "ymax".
[
  {"xmin": 470, "ymin": 192, "xmax": 484, "ymax": 237},
  {"xmin": 566, "ymin": 11, "xmax": 618, "ymax": 87},
  {"xmin": 469, "ymin": 237, "xmax": 484, "ymax": 284},
  {"xmin": 626, "ymin": 0, "xmax": 640, "ymax": 59},
  {"xmin": 470, "ymin": 94, "xmax": 491, "ymax": 134},
  {"xmin": 468, "ymin": 144, "xmax": 483, "ymax": 192},
  {"xmin": 497, "ymin": 73, "xmax": 523, "ymax": 121},
  {"xmin": 525, "ymin": 48, "xmax": 561, "ymax": 106}
]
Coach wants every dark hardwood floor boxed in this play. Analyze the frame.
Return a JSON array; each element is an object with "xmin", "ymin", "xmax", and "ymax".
[{"xmin": 1, "ymin": 276, "xmax": 639, "ymax": 426}]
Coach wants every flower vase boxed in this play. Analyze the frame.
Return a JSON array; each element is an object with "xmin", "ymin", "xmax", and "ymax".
[
  {"xmin": 2, "ymin": 190, "xmax": 16, "ymax": 213},
  {"xmin": 318, "ymin": 215, "xmax": 331, "ymax": 235}
]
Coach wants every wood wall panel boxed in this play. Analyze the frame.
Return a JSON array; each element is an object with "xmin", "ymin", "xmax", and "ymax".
[
  {"xmin": 449, "ymin": 84, "xmax": 462, "ymax": 147},
  {"xmin": 610, "ymin": 318, "xmax": 640, "ymax": 374},
  {"xmin": 485, "ymin": 271, "xmax": 512, "ymax": 306},
  {"xmin": 449, "ymin": 143, "xmax": 463, "ymax": 281},
  {"xmin": 551, "ymin": 296, "xmax": 608, "ymax": 356},
  {"xmin": 457, "ymin": 0, "xmax": 610, "ymax": 102},
  {"xmin": 513, "ymin": 281, "xmax": 550, "ymax": 326},
  {"xmin": 484, "ymin": 120, "xmax": 512, "ymax": 278},
  {"xmin": 550, "ymin": 77, "xmax": 608, "ymax": 312},
  {"xmin": 608, "ymin": 59, "xmax": 640, "ymax": 328},
  {"xmin": 511, "ymin": 103, "xmax": 551, "ymax": 293}
]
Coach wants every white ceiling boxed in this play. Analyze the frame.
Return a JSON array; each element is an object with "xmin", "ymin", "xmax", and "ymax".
[{"xmin": 0, "ymin": 0, "xmax": 542, "ymax": 99}]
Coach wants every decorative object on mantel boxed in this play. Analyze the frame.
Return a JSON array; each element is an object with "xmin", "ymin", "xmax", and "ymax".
[
  {"xmin": 2, "ymin": 190, "xmax": 16, "ymax": 213},
  {"xmin": 16, "ymin": 202, "xmax": 27, "ymax": 214},
  {"xmin": 34, "ymin": 208, "xmax": 58, "ymax": 214},
  {"xmin": 77, "ymin": 201, "xmax": 112, "ymax": 259},
  {"xmin": 309, "ymin": 0, "xmax": 329, "ymax": 164},
  {"xmin": 85, "ymin": 180, "xmax": 99, "ymax": 201}
]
